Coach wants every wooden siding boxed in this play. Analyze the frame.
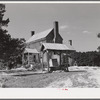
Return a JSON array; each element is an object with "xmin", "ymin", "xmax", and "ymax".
[
  {"xmin": 46, "ymin": 30, "xmax": 54, "ymax": 43},
  {"xmin": 55, "ymin": 33, "xmax": 63, "ymax": 43},
  {"xmin": 46, "ymin": 29, "xmax": 63, "ymax": 44}
]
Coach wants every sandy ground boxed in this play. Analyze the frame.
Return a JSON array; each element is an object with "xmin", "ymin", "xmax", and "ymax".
[
  {"xmin": 46, "ymin": 66, "xmax": 100, "ymax": 88},
  {"xmin": 0, "ymin": 66, "xmax": 100, "ymax": 88}
]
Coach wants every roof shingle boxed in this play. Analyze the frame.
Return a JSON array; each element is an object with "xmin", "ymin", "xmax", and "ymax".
[
  {"xmin": 41, "ymin": 43, "xmax": 75, "ymax": 51},
  {"xmin": 26, "ymin": 29, "xmax": 52, "ymax": 43}
]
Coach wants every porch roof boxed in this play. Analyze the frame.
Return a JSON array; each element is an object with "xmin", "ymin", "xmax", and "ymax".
[
  {"xmin": 24, "ymin": 48, "xmax": 39, "ymax": 54},
  {"xmin": 41, "ymin": 43, "xmax": 75, "ymax": 51}
]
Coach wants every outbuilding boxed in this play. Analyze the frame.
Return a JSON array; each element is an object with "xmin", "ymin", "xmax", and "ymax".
[{"xmin": 41, "ymin": 43, "xmax": 75, "ymax": 72}]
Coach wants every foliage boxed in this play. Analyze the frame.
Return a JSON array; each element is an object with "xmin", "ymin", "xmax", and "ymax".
[
  {"xmin": 70, "ymin": 51, "xmax": 100, "ymax": 66},
  {"xmin": 5, "ymin": 38, "xmax": 25, "ymax": 67},
  {"xmin": 97, "ymin": 33, "xmax": 100, "ymax": 38},
  {"xmin": 97, "ymin": 33, "xmax": 100, "ymax": 52},
  {"xmin": 0, "ymin": 4, "xmax": 25, "ymax": 69}
]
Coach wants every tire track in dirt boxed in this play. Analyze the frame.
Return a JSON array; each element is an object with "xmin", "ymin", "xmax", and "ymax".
[{"xmin": 46, "ymin": 71, "xmax": 99, "ymax": 88}]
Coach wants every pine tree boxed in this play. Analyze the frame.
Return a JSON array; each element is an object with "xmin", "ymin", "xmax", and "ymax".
[
  {"xmin": 97, "ymin": 33, "xmax": 100, "ymax": 52},
  {"xmin": 0, "ymin": 4, "xmax": 10, "ymax": 61},
  {"xmin": 0, "ymin": 4, "xmax": 25, "ymax": 70},
  {"xmin": 0, "ymin": 4, "xmax": 9, "ymax": 29}
]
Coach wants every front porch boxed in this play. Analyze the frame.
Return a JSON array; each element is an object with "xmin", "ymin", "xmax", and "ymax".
[{"xmin": 22, "ymin": 48, "xmax": 40, "ymax": 66}]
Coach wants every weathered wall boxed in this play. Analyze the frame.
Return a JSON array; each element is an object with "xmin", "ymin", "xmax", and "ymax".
[
  {"xmin": 46, "ymin": 30, "xmax": 54, "ymax": 43},
  {"xmin": 55, "ymin": 33, "xmax": 63, "ymax": 43},
  {"xmin": 23, "ymin": 53, "xmax": 39, "ymax": 64},
  {"xmin": 43, "ymin": 52, "xmax": 48, "ymax": 68},
  {"xmin": 29, "ymin": 53, "xmax": 39, "ymax": 63}
]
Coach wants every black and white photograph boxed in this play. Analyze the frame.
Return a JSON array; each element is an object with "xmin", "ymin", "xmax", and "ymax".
[{"xmin": 0, "ymin": 2, "xmax": 100, "ymax": 91}]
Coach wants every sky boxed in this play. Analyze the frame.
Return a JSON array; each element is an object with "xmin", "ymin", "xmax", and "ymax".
[{"xmin": 3, "ymin": 3, "xmax": 100, "ymax": 52}]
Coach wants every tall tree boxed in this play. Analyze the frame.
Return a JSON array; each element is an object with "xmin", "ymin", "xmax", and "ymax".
[
  {"xmin": 0, "ymin": 4, "xmax": 9, "ymax": 29},
  {"xmin": 0, "ymin": 4, "xmax": 25, "ymax": 69},
  {"xmin": 0, "ymin": 4, "xmax": 10, "ymax": 61},
  {"xmin": 97, "ymin": 33, "xmax": 100, "ymax": 38},
  {"xmin": 97, "ymin": 33, "xmax": 100, "ymax": 51}
]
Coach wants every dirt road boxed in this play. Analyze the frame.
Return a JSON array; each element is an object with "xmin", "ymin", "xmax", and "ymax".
[
  {"xmin": 46, "ymin": 66, "xmax": 100, "ymax": 88},
  {"xmin": 0, "ymin": 66, "xmax": 100, "ymax": 88}
]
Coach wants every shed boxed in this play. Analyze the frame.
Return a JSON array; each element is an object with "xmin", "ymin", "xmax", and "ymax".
[{"xmin": 41, "ymin": 43, "xmax": 75, "ymax": 72}]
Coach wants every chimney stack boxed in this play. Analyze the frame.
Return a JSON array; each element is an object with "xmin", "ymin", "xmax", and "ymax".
[
  {"xmin": 31, "ymin": 31, "xmax": 35, "ymax": 36},
  {"xmin": 69, "ymin": 40, "xmax": 72, "ymax": 46},
  {"xmin": 54, "ymin": 21, "xmax": 59, "ymax": 42}
]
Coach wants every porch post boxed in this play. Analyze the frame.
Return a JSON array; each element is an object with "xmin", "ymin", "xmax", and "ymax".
[
  {"xmin": 46, "ymin": 50, "xmax": 49, "ymax": 72},
  {"xmin": 22, "ymin": 52, "xmax": 24, "ymax": 66},
  {"xmin": 59, "ymin": 51, "xmax": 61, "ymax": 67},
  {"xmin": 28, "ymin": 52, "xmax": 29, "ymax": 65},
  {"xmin": 38, "ymin": 53, "xmax": 40, "ymax": 63},
  {"xmin": 42, "ymin": 52, "xmax": 44, "ymax": 72},
  {"xmin": 66, "ymin": 51, "xmax": 69, "ymax": 72}
]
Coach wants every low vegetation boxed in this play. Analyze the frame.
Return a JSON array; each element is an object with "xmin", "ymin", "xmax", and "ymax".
[{"xmin": 70, "ymin": 51, "xmax": 100, "ymax": 66}]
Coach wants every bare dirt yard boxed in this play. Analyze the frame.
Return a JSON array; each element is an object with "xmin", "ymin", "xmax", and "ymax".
[{"xmin": 0, "ymin": 66, "xmax": 100, "ymax": 88}]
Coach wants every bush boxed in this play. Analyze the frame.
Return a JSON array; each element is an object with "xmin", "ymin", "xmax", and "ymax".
[
  {"xmin": 0, "ymin": 61, "xmax": 6, "ymax": 70},
  {"xmin": 70, "ymin": 51, "xmax": 100, "ymax": 67},
  {"xmin": 24, "ymin": 63, "xmax": 42, "ymax": 71},
  {"xmin": 35, "ymin": 63, "xmax": 42, "ymax": 70}
]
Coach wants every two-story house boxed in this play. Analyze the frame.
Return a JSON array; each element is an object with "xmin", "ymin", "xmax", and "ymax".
[{"xmin": 23, "ymin": 21, "xmax": 75, "ymax": 72}]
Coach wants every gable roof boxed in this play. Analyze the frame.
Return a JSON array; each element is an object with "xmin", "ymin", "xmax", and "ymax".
[
  {"xmin": 26, "ymin": 29, "xmax": 53, "ymax": 43},
  {"xmin": 24, "ymin": 48, "xmax": 39, "ymax": 54},
  {"xmin": 41, "ymin": 43, "xmax": 75, "ymax": 51}
]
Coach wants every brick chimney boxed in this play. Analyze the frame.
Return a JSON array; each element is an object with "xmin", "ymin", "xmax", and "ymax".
[
  {"xmin": 54, "ymin": 21, "xmax": 59, "ymax": 43},
  {"xmin": 69, "ymin": 40, "xmax": 72, "ymax": 46},
  {"xmin": 31, "ymin": 31, "xmax": 35, "ymax": 36}
]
